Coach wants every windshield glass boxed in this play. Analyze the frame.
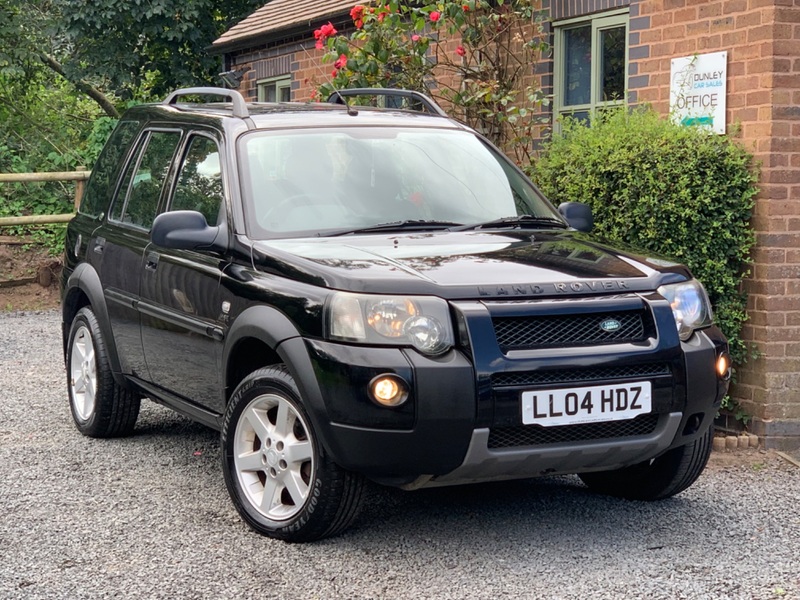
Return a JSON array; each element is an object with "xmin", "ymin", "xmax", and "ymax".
[{"xmin": 238, "ymin": 127, "xmax": 562, "ymax": 238}]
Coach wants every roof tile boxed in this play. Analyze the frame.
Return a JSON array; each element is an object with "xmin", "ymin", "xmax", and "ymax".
[{"xmin": 214, "ymin": 0, "xmax": 356, "ymax": 48}]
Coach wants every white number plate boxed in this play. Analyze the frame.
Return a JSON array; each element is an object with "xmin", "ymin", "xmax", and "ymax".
[{"xmin": 521, "ymin": 382, "xmax": 652, "ymax": 427}]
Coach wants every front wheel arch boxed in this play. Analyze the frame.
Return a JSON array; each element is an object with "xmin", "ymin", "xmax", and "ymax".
[
  {"xmin": 221, "ymin": 365, "xmax": 364, "ymax": 542},
  {"xmin": 223, "ymin": 307, "xmax": 336, "ymax": 457}
]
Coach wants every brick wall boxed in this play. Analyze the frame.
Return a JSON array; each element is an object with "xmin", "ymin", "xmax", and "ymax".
[
  {"xmin": 629, "ymin": 0, "xmax": 800, "ymax": 448},
  {"xmin": 229, "ymin": 38, "xmax": 330, "ymax": 102}
]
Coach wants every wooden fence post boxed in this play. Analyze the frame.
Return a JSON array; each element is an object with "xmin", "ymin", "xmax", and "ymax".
[{"xmin": 74, "ymin": 166, "xmax": 87, "ymax": 211}]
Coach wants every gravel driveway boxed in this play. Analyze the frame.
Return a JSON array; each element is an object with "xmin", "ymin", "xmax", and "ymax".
[{"xmin": 1, "ymin": 310, "xmax": 798, "ymax": 600}]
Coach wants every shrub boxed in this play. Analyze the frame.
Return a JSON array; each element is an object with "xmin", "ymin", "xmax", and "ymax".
[{"xmin": 530, "ymin": 107, "xmax": 758, "ymax": 371}]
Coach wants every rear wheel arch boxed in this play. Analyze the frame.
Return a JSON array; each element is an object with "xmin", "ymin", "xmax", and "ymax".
[
  {"xmin": 62, "ymin": 263, "xmax": 126, "ymax": 386},
  {"xmin": 66, "ymin": 306, "xmax": 141, "ymax": 437}
]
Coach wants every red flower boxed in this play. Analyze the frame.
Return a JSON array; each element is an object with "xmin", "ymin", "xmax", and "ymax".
[
  {"xmin": 456, "ymin": 45, "xmax": 466, "ymax": 57},
  {"xmin": 331, "ymin": 69, "xmax": 338, "ymax": 78},
  {"xmin": 429, "ymin": 11, "xmax": 441, "ymax": 22},
  {"xmin": 334, "ymin": 54, "xmax": 348, "ymax": 69},
  {"xmin": 313, "ymin": 22, "xmax": 338, "ymax": 49},
  {"xmin": 310, "ymin": 89, "xmax": 318, "ymax": 100},
  {"xmin": 350, "ymin": 4, "xmax": 365, "ymax": 28},
  {"xmin": 350, "ymin": 5, "xmax": 365, "ymax": 21},
  {"xmin": 411, "ymin": 34, "xmax": 421, "ymax": 42},
  {"xmin": 463, "ymin": 4, "xmax": 470, "ymax": 11}
]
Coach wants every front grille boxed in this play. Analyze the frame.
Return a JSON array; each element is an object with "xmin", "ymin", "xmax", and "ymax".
[
  {"xmin": 488, "ymin": 413, "xmax": 660, "ymax": 448},
  {"xmin": 492, "ymin": 311, "xmax": 649, "ymax": 352},
  {"xmin": 492, "ymin": 363, "xmax": 671, "ymax": 387}
]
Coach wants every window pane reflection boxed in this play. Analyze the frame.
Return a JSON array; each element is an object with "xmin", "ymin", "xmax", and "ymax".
[
  {"xmin": 564, "ymin": 25, "xmax": 591, "ymax": 106},
  {"xmin": 601, "ymin": 26, "xmax": 626, "ymax": 101}
]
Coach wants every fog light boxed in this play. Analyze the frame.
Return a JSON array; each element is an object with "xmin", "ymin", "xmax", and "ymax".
[
  {"xmin": 369, "ymin": 375, "xmax": 409, "ymax": 407},
  {"xmin": 716, "ymin": 353, "xmax": 731, "ymax": 380}
]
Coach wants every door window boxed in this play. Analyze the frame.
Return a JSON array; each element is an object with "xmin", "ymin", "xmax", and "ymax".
[
  {"xmin": 170, "ymin": 136, "xmax": 224, "ymax": 225},
  {"xmin": 116, "ymin": 131, "xmax": 181, "ymax": 230}
]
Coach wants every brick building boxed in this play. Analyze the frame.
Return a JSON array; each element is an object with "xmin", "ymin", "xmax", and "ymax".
[{"xmin": 211, "ymin": 0, "xmax": 800, "ymax": 449}]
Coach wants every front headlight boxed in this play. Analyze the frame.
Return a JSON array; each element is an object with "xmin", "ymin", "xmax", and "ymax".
[
  {"xmin": 327, "ymin": 292, "xmax": 454, "ymax": 355},
  {"xmin": 657, "ymin": 279, "xmax": 714, "ymax": 341}
]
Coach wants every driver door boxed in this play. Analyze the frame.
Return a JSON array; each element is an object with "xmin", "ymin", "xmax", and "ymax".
[{"xmin": 139, "ymin": 132, "xmax": 228, "ymax": 413}]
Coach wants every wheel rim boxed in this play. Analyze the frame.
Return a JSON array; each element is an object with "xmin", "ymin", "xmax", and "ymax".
[
  {"xmin": 69, "ymin": 324, "xmax": 97, "ymax": 421},
  {"xmin": 234, "ymin": 393, "xmax": 315, "ymax": 521}
]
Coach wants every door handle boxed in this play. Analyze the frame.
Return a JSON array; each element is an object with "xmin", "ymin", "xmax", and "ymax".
[
  {"xmin": 145, "ymin": 252, "xmax": 160, "ymax": 271},
  {"xmin": 93, "ymin": 237, "xmax": 106, "ymax": 254}
]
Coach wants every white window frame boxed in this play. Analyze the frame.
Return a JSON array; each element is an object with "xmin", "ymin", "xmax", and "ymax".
[
  {"xmin": 553, "ymin": 9, "xmax": 629, "ymax": 126},
  {"xmin": 257, "ymin": 75, "xmax": 292, "ymax": 103}
]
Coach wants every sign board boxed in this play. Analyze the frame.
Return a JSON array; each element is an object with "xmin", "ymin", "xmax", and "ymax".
[{"xmin": 670, "ymin": 51, "xmax": 727, "ymax": 134}]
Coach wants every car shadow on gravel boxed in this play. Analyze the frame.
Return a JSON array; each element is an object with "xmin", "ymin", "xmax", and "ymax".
[
  {"xmin": 133, "ymin": 407, "xmax": 217, "ymax": 439},
  {"xmin": 119, "ymin": 403, "xmax": 730, "ymax": 549},
  {"xmin": 342, "ymin": 475, "xmax": 724, "ymax": 550}
]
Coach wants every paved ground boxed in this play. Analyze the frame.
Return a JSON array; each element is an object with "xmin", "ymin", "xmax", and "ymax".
[{"xmin": 1, "ymin": 310, "xmax": 799, "ymax": 599}]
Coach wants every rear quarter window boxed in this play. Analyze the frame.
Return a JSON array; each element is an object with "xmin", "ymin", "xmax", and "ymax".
[{"xmin": 79, "ymin": 120, "xmax": 140, "ymax": 218}]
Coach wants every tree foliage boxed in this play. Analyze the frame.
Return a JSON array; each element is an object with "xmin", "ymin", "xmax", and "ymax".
[
  {"xmin": 1, "ymin": 0, "xmax": 262, "ymax": 113},
  {"xmin": 53, "ymin": 0, "xmax": 263, "ymax": 99},
  {"xmin": 0, "ymin": 0, "xmax": 261, "ymax": 250}
]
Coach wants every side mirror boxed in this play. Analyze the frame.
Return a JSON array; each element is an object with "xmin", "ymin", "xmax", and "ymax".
[
  {"xmin": 558, "ymin": 202, "xmax": 593, "ymax": 233},
  {"xmin": 151, "ymin": 210, "xmax": 227, "ymax": 253}
]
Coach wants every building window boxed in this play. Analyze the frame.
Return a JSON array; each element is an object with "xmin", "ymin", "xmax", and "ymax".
[
  {"xmin": 257, "ymin": 76, "xmax": 291, "ymax": 102},
  {"xmin": 553, "ymin": 10, "xmax": 628, "ymax": 124}
]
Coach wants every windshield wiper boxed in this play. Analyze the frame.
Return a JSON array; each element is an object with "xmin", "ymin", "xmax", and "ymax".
[
  {"xmin": 451, "ymin": 214, "xmax": 568, "ymax": 231},
  {"xmin": 323, "ymin": 220, "xmax": 462, "ymax": 237}
]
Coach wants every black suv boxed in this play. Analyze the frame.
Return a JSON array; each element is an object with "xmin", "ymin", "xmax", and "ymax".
[{"xmin": 62, "ymin": 87, "xmax": 730, "ymax": 542}]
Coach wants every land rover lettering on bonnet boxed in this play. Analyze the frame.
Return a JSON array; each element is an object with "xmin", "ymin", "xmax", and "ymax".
[{"xmin": 61, "ymin": 87, "xmax": 730, "ymax": 542}]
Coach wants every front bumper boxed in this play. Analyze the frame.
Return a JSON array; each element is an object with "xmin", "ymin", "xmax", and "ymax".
[{"xmin": 299, "ymin": 297, "xmax": 729, "ymax": 488}]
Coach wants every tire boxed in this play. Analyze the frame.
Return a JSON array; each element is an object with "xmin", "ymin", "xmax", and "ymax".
[
  {"xmin": 578, "ymin": 425, "xmax": 714, "ymax": 501},
  {"xmin": 66, "ymin": 306, "xmax": 140, "ymax": 437},
  {"xmin": 221, "ymin": 365, "xmax": 364, "ymax": 542}
]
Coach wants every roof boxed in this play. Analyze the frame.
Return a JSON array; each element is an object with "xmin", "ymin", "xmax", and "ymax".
[
  {"xmin": 124, "ymin": 101, "xmax": 461, "ymax": 135},
  {"xmin": 212, "ymin": 0, "xmax": 356, "ymax": 52}
]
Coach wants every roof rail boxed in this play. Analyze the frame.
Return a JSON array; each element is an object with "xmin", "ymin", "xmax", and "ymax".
[
  {"xmin": 163, "ymin": 87, "xmax": 249, "ymax": 118},
  {"xmin": 327, "ymin": 88, "xmax": 448, "ymax": 117}
]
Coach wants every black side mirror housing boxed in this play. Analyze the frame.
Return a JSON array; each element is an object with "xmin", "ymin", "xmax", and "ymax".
[
  {"xmin": 558, "ymin": 202, "xmax": 594, "ymax": 233},
  {"xmin": 150, "ymin": 210, "xmax": 228, "ymax": 253}
]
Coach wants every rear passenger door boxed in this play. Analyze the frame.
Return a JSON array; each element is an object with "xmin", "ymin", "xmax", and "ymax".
[
  {"xmin": 139, "ymin": 131, "xmax": 228, "ymax": 413},
  {"xmin": 98, "ymin": 129, "xmax": 182, "ymax": 379}
]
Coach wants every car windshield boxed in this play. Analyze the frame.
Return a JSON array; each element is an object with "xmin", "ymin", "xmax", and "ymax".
[{"xmin": 238, "ymin": 126, "xmax": 562, "ymax": 238}]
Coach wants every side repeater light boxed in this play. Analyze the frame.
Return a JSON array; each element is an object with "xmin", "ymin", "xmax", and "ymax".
[{"xmin": 716, "ymin": 353, "xmax": 731, "ymax": 380}]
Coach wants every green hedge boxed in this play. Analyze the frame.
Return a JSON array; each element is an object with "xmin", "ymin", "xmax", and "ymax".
[{"xmin": 530, "ymin": 108, "xmax": 758, "ymax": 368}]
